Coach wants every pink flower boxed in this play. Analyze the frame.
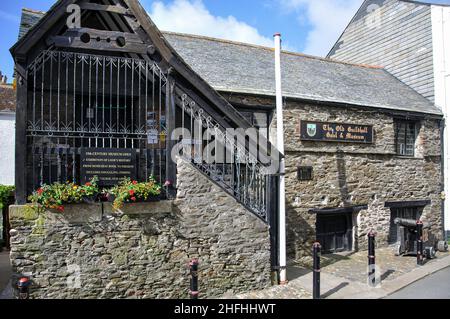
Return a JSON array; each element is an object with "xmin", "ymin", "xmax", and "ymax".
[
  {"xmin": 129, "ymin": 190, "xmax": 135, "ymax": 196},
  {"xmin": 131, "ymin": 197, "xmax": 137, "ymax": 202},
  {"xmin": 164, "ymin": 180, "xmax": 172, "ymax": 187}
]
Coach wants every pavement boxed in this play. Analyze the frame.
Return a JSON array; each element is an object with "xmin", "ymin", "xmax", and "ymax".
[
  {"xmin": 0, "ymin": 250, "xmax": 12, "ymax": 299},
  {"xmin": 231, "ymin": 247, "xmax": 450, "ymax": 299},
  {"xmin": 386, "ymin": 266, "xmax": 450, "ymax": 299},
  {"xmin": 1, "ymin": 245, "xmax": 448, "ymax": 299}
]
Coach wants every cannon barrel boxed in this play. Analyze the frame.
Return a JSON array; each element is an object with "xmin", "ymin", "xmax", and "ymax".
[{"xmin": 394, "ymin": 218, "xmax": 430, "ymax": 228}]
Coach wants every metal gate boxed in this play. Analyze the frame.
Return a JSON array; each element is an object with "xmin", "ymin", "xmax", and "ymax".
[{"xmin": 26, "ymin": 50, "xmax": 168, "ymax": 193}]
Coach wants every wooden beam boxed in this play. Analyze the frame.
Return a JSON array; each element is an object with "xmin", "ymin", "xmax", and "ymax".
[
  {"xmin": 49, "ymin": 35, "xmax": 154, "ymax": 54},
  {"xmin": 385, "ymin": 200, "xmax": 431, "ymax": 208},
  {"xmin": 95, "ymin": 0, "xmax": 156, "ymax": 65},
  {"xmin": 14, "ymin": 62, "xmax": 28, "ymax": 204},
  {"xmin": 79, "ymin": 2, "xmax": 131, "ymax": 15},
  {"xmin": 166, "ymin": 73, "xmax": 177, "ymax": 195},
  {"xmin": 121, "ymin": 14, "xmax": 156, "ymax": 55},
  {"xmin": 124, "ymin": 0, "xmax": 173, "ymax": 59},
  {"xmin": 65, "ymin": 28, "xmax": 143, "ymax": 43}
]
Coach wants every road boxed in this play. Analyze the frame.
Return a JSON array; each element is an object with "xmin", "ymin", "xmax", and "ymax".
[{"xmin": 386, "ymin": 266, "xmax": 450, "ymax": 299}]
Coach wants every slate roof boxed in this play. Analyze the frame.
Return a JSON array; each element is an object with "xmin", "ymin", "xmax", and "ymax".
[
  {"xmin": 18, "ymin": 8, "xmax": 46, "ymax": 40},
  {"xmin": 400, "ymin": 0, "xmax": 450, "ymax": 7},
  {"xmin": 18, "ymin": 8, "xmax": 442, "ymax": 116},
  {"xmin": 0, "ymin": 84, "xmax": 16, "ymax": 112}
]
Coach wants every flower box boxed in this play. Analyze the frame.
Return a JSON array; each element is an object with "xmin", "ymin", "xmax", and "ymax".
[
  {"xmin": 107, "ymin": 178, "xmax": 162, "ymax": 210},
  {"xmin": 103, "ymin": 200, "xmax": 173, "ymax": 216},
  {"xmin": 47, "ymin": 203, "xmax": 103, "ymax": 223}
]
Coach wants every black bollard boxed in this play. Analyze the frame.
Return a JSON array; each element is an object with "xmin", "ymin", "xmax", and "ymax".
[
  {"xmin": 368, "ymin": 230, "xmax": 376, "ymax": 287},
  {"xmin": 189, "ymin": 259, "xmax": 199, "ymax": 299},
  {"xmin": 313, "ymin": 242, "xmax": 321, "ymax": 299},
  {"xmin": 417, "ymin": 220, "xmax": 424, "ymax": 265},
  {"xmin": 18, "ymin": 277, "xmax": 31, "ymax": 299}
]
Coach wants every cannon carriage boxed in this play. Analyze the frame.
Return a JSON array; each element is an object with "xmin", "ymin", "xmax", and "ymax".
[{"xmin": 394, "ymin": 218, "xmax": 448, "ymax": 259}]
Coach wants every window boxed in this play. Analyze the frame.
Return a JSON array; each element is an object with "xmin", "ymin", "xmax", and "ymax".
[
  {"xmin": 395, "ymin": 120, "xmax": 417, "ymax": 156},
  {"xmin": 298, "ymin": 166, "xmax": 313, "ymax": 181}
]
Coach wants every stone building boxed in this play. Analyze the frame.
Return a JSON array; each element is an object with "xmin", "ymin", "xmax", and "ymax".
[
  {"xmin": 327, "ymin": 0, "xmax": 450, "ymax": 233},
  {"xmin": 163, "ymin": 33, "xmax": 444, "ymax": 257},
  {"xmin": 5, "ymin": 0, "xmax": 446, "ymax": 299}
]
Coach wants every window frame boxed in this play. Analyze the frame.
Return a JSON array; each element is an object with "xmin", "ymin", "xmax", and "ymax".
[{"xmin": 395, "ymin": 119, "xmax": 418, "ymax": 157}]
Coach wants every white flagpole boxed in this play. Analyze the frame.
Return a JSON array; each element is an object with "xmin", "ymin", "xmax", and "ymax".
[{"xmin": 274, "ymin": 33, "xmax": 287, "ymax": 284}]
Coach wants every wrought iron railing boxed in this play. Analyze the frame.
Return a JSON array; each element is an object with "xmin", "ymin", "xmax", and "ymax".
[
  {"xmin": 25, "ymin": 50, "xmax": 274, "ymax": 222},
  {"xmin": 177, "ymin": 93, "xmax": 271, "ymax": 221},
  {"xmin": 26, "ymin": 50, "xmax": 168, "ymax": 192}
]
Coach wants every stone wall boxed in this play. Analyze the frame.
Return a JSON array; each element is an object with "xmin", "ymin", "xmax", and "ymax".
[
  {"xmin": 226, "ymin": 93, "xmax": 444, "ymax": 263},
  {"xmin": 8, "ymin": 159, "xmax": 271, "ymax": 299},
  {"xmin": 281, "ymin": 101, "xmax": 443, "ymax": 262}
]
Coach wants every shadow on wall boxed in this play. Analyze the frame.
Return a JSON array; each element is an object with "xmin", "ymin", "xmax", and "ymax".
[
  {"xmin": 336, "ymin": 149, "xmax": 351, "ymax": 206},
  {"xmin": 286, "ymin": 150, "xmax": 355, "ymax": 266},
  {"xmin": 286, "ymin": 201, "xmax": 315, "ymax": 265}
]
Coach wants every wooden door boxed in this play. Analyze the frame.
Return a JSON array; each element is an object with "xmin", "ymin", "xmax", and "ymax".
[{"xmin": 316, "ymin": 213, "xmax": 352, "ymax": 254}]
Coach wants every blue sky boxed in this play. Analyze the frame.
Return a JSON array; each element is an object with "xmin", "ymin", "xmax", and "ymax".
[{"xmin": 1, "ymin": 0, "xmax": 450, "ymax": 82}]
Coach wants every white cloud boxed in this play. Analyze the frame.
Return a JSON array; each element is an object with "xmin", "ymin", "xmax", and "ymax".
[
  {"xmin": 0, "ymin": 10, "xmax": 20, "ymax": 24},
  {"xmin": 280, "ymin": 0, "xmax": 362, "ymax": 56},
  {"xmin": 144, "ymin": 0, "xmax": 273, "ymax": 47}
]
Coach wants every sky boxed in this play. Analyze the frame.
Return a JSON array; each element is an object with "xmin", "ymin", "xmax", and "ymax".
[{"xmin": 1, "ymin": 0, "xmax": 450, "ymax": 82}]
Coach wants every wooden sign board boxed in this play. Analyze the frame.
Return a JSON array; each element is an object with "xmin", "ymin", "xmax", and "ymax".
[{"xmin": 300, "ymin": 121, "xmax": 374, "ymax": 144}]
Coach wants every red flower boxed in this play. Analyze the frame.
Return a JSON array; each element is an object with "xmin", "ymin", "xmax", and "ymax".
[
  {"xmin": 132, "ymin": 181, "xmax": 138, "ymax": 185},
  {"xmin": 37, "ymin": 188, "xmax": 44, "ymax": 195},
  {"xmin": 164, "ymin": 180, "xmax": 172, "ymax": 187},
  {"xmin": 85, "ymin": 182, "xmax": 92, "ymax": 187},
  {"xmin": 131, "ymin": 197, "xmax": 137, "ymax": 202},
  {"xmin": 57, "ymin": 206, "xmax": 65, "ymax": 212},
  {"xmin": 129, "ymin": 190, "xmax": 135, "ymax": 196}
]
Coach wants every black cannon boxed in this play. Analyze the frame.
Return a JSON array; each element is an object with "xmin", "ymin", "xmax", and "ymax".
[{"xmin": 394, "ymin": 218, "xmax": 439, "ymax": 259}]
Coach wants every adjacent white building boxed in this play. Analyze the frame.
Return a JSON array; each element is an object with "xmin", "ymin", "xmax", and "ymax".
[
  {"xmin": 328, "ymin": 0, "xmax": 450, "ymax": 232},
  {"xmin": 0, "ymin": 84, "xmax": 16, "ymax": 186}
]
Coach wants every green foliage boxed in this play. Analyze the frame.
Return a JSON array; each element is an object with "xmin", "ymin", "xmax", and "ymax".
[
  {"xmin": 27, "ymin": 175, "xmax": 163, "ymax": 213},
  {"xmin": 0, "ymin": 185, "xmax": 15, "ymax": 210},
  {"xmin": 28, "ymin": 177, "xmax": 99, "ymax": 212},
  {"xmin": 108, "ymin": 177, "xmax": 162, "ymax": 210}
]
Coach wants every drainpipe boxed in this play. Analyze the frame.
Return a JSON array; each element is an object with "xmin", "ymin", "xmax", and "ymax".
[
  {"xmin": 440, "ymin": 118, "xmax": 446, "ymax": 240},
  {"xmin": 274, "ymin": 33, "xmax": 287, "ymax": 285}
]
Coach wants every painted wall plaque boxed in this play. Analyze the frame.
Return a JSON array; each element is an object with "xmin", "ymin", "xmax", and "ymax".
[{"xmin": 300, "ymin": 121, "xmax": 374, "ymax": 144}]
